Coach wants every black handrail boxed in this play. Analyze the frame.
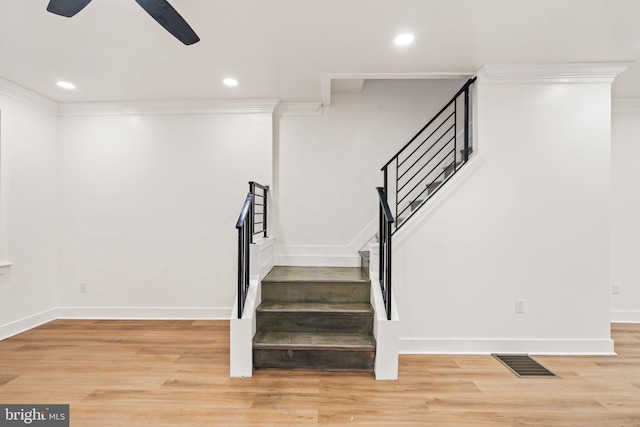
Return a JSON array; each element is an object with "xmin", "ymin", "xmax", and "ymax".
[
  {"xmin": 377, "ymin": 187, "xmax": 394, "ymax": 320},
  {"xmin": 235, "ymin": 194, "xmax": 253, "ymax": 229},
  {"xmin": 236, "ymin": 181, "xmax": 269, "ymax": 319}
]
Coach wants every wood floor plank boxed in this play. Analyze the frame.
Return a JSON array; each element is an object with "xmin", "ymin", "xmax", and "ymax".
[{"xmin": 1, "ymin": 320, "xmax": 640, "ymax": 426}]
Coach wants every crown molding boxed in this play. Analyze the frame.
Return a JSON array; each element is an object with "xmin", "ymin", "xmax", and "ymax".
[
  {"xmin": 0, "ymin": 77, "xmax": 58, "ymax": 115},
  {"xmin": 275, "ymin": 102, "xmax": 323, "ymax": 116},
  {"xmin": 0, "ymin": 76, "xmax": 281, "ymax": 116},
  {"xmin": 612, "ymin": 98, "xmax": 640, "ymax": 113},
  {"xmin": 58, "ymin": 98, "xmax": 280, "ymax": 116},
  {"xmin": 478, "ymin": 62, "xmax": 633, "ymax": 85}
]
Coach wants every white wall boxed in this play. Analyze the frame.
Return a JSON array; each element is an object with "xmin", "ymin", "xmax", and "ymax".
[
  {"xmin": 0, "ymin": 84, "xmax": 59, "ymax": 338},
  {"xmin": 276, "ymin": 79, "xmax": 466, "ymax": 265},
  {"xmin": 57, "ymin": 110, "xmax": 273, "ymax": 318},
  {"xmin": 611, "ymin": 102, "xmax": 640, "ymax": 322},
  {"xmin": 394, "ymin": 80, "xmax": 614, "ymax": 354}
]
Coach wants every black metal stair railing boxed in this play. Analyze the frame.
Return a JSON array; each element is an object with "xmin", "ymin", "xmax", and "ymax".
[
  {"xmin": 235, "ymin": 181, "xmax": 269, "ymax": 319},
  {"xmin": 376, "ymin": 77, "xmax": 476, "ymax": 320},
  {"xmin": 381, "ymin": 77, "xmax": 476, "ymax": 234}
]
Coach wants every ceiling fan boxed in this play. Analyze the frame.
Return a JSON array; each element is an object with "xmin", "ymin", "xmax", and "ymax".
[{"xmin": 46, "ymin": 0, "xmax": 200, "ymax": 45}]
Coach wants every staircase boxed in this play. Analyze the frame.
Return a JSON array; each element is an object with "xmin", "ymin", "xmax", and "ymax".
[
  {"xmin": 253, "ymin": 266, "xmax": 376, "ymax": 371},
  {"xmin": 233, "ymin": 78, "xmax": 477, "ymax": 377}
]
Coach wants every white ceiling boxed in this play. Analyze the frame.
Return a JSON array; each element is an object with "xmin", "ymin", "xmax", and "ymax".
[{"xmin": 1, "ymin": 0, "xmax": 639, "ymax": 103}]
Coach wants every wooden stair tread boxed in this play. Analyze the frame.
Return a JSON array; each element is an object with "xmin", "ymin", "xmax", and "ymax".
[
  {"xmin": 262, "ymin": 266, "xmax": 369, "ymax": 284},
  {"xmin": 253, "ymin": 331, "xmax": 375, "ymax": 351},
  {"xmin": 257, "ymin": 302, "xmax": 373, "ymax": 314}
]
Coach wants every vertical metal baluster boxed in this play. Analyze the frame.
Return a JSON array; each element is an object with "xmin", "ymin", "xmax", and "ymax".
[
  {"xmin": 454, "ymin": 101, "xmax": 457, "ymax": 174},
  {"xmin": 386, "ymin": 218, "xmax": 392, "ymax": 320},
  {"xmin": 464, "ymin": 86, "xmax": 470, "ymax": 163},
  {"xmin": 249, "ymin": 182, "xmax": 255, "ymax": 243},
  {"xmin": 263, "ymin": 186, "xmax": 268, "ymax": 238},
  {"xmin": 382, "ymin": 166, "xmax": 388, "ymax": 233},
  {"xmin": 381, "ymin": 171, "xmax": 387, "ymax": 290},
  {"xmin": 237, "ymin": 223, "xmax": 243, "ymax": 319},
  {"xmin": 395, "ymin": 157, "xmax": 399, "ymax": 230},
  {"xmin": 379, "ymin": 200, "xmax": 384, "ymax": 294},
  {"xmin": 244, "ymin": 219, "xmax": 249, "ymax": 303},
  {"xmin": 383, "ymin": 166, "xmax": 388, "ymax": 199}
]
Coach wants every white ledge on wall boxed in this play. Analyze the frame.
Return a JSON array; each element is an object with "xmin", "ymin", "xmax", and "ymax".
[
  {"xmin": 478, "ymin": 62, "xmax": 632, "ymax": 85},
  {"xmin": 275, "ymin": 103, "xmax": 323, "ymax": 116},
  {"xmin": 0, "ymin": 261, "xmax": 13, "ymax": 276}
]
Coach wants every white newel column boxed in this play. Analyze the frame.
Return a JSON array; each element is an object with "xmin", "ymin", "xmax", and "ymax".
[
  {"xmin": 368, "ymin": 242, "xmax": 399, "ymax": 380},
  {"xmin": 230, "ymin": 237, "xmax": 275, "ymax": 377}
]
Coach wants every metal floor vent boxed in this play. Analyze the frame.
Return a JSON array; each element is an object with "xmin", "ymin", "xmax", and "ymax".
[{"xmin": 492, "ymin": 354, "xmax": 559, "ymax": 378}]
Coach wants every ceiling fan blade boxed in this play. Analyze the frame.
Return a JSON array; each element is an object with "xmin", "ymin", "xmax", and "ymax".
[
  {"xmin": 46, "ymin": 0, "xmax": 93, "ymax": 17},
  {"xmin": 133, "ymin": 0, "xmax": 200, "ymax": 45}
]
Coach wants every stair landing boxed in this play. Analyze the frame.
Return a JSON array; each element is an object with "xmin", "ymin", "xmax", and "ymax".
[{"xmin": 262, "ymin": 266, "xmax": 369, "ymax": 283}]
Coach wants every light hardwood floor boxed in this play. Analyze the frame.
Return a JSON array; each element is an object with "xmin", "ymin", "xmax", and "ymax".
[{"xmin": 1, "ymin": 320, "xmax": 639, "ymax": 426}]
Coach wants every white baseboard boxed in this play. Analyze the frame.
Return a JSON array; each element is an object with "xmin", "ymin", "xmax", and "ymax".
[
  {"xmin": 611, "ymin": 310, "xmax": 640, "ymax": 323},
  {"xmin": 275, "ymin": 254, "xmax": 360, "ymax": 267},
  {"xmin": 56, "ymin": 307, "xmax": 231, "ymax": 320},
  {"xmin": 399, "ymin": 337, "xmax": 615, "ymax": 355},
  {"xmin": 0, "ymin": 308, "xmax": 57, "ymax": 340},
  {"xmin": 0, "ymin": 306, "xmax": 232, "ymax": 341},
  {"xmin": 275, "ymin": 218, "xmax": 376, "ymax": 268}
]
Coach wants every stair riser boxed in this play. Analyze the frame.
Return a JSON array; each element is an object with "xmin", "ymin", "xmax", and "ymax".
[
  {"xmin": 254, "ymin": 349, "xmax": 375, "ymax": 371},
  {"xmin": 257, "ymin": 313, "xmax": 373, "ymax": 333},
  {"xmin": 427, "ymin": 182, "xmax": 442, "ymax": 195},
  {"xmin": 262, "ymin": 282, "xmax": 369, "ymax": 303},
  {"xmin": 444, "ymin": 163, "xmax": 456, "ymax": 179}
]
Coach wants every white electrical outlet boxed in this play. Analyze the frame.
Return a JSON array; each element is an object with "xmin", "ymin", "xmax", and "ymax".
[
  {"xmin": 613, "ymin": 284, "xmax": 620, "ymax": 295},
  {"xmin": 516, "ymin": 299, "xmax": 525, "ymax": 313},
  {"xmin": 80, "ymin": 282, "xmax": 87, "ymax": 293}
]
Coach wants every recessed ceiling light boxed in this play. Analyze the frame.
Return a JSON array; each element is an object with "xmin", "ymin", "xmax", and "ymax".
[
  {"xmin": 56, "ymin": 81, "xmax": 76, "ymax": 90},
  {"xmin": 394, "ymin": 33, "xmax": 414, "ymax": 46},
  {"xmin": 223, "ymin": 78, "xmax": 239, "ymax": 87}
]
